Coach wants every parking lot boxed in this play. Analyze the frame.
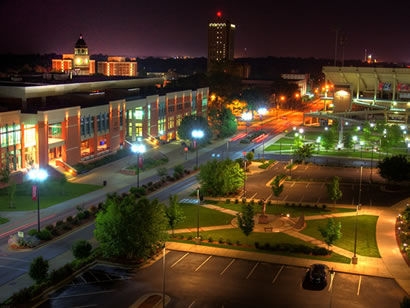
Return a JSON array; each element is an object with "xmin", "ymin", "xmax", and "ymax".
[{"xmin": 40, "ymin": 251, "xmax": 407, "ymax": 307}]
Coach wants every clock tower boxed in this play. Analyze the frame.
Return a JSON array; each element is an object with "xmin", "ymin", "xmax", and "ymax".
[{"xmin": 73, "ymin": 34, "xmax": 90, "ymax": 75}]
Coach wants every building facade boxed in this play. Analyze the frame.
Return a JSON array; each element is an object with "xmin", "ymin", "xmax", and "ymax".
[
  {"xmin": 0, "ymin": 78, "xmax": 208, "ymax": 178},
  {"xmin": 97, "ymin": 57, "xmax": 138, "ymax": 77}
]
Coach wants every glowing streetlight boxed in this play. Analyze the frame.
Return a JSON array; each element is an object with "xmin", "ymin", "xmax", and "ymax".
[
  {"xmin": 131, "ymin": 143, "xmax": 146, "ymax": 187},
  {"xmin": 28, "ymin": 168, "xmax": 48, "ymax": 232},
  {"xmin": 192, "ymin": 129, "xmax": 204, "ymax": 169},
  {"xmin": 242, "ymin": 111, "xmax": 252, "ymax": 134}
]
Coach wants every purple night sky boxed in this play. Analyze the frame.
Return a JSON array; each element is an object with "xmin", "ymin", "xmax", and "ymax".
[{"xmin": 1, "ymin": 0, "xmax": 409, "ymax": 63}]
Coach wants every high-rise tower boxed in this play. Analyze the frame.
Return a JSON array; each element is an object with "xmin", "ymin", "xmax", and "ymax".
[{"xmin": 207, "ymin": 11, "xmax": 235, "ymax": 71}]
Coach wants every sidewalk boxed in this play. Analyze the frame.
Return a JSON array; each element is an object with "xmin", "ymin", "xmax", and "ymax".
[{"xmin": 0, "ymin": 136, "xmax": 409, "ymax": 304}]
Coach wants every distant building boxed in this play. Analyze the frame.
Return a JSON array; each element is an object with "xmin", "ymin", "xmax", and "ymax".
[
  {"xmin": 97, "ymin": 56, "xmax": 138, "ymax": 77},
  {"xmin": 207, "ymin": 11, "xmax": 236, "ymax": 72},
  {"xmin": 52, "ymin": 34, "xmax": 95, "ymax": 75}
]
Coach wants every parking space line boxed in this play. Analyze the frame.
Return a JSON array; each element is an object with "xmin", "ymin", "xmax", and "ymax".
[
  {"xmin": 170, "ymin": 252, "xmax": 189, "ymax": 268},
  {"xmin": 220, "ymin": 259, "xmax": 235, "ymax": 276},
  {"xmin": 328, "ymin": 272, "xmax": 335, "ymax": 292},
  {"xmin": 187, "ymin": 300, "xmax": 196, "ymax": 308},
  {"xmin": 89, "ymin": 270, "xmax": 98, "ymax": 282},
  {"xmin": 49, "ymin": 289, "xmax": 115, "ymax": 300},
  {"xmin": 272, "ymin": 265, "xmax": 284, "ymax": 284},
  {"xmin": 195, "ymin": 256, "xmax": 212, "ymax": 272},
  {"xmin": 79, "ymin": 275, "xmax": 87, "ymax": 284},
  {"xmin": 246, "ymin": 262, "xmax": 259, "ymax": 279},
  {"xmin": 357, "ymin": 275, "xmax": 362, "ymax": 296}
]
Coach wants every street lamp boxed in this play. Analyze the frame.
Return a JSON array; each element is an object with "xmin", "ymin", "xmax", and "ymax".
[
  {"xmin": 316, "ymin": 136, "xmax": 321, "ymax": 154},
  {"xmin": 192, "ymin": 129, "xmax": 204, "ymax": 169},
  {"xmin": 28, "ymin": 168, "xmax": 48, "ymax": 232},
  {"xmin": 242, "ymin": 111, "xmax": 252, "ymax": 134},
  {"xmin": 196, "ymin": 186, "xmax": 201, "ymax": 240},
  {"xmin": 242, "ymin": 151, "xmax": 247, "ymax": 198},
  {"xmin": 131, "ymin": 143, "xmax": 146, "ymax": 187},
  {"xmin": 352, "ymin": 165, "xmax": 363, "ymax": 264}
]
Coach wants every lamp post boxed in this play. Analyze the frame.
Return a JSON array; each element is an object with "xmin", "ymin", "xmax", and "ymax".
[
  {"xmin": 28, "ymin": 168, "xmax": 48, "ymax": 233},
  {"xmin": 242, "ymin": 111, "xmax": 252, "ymax": 134},
  {"xmin": 131, "ymin": 143, "xmax": 146, "ymax": 187},
  {"xmin": 192, "ymin": 129, "xmax": 204, "ymax": 169},
  {"xmin": 242, "ymin": 151, "xmax": 247, "ymax": 198},
  {"xmin": 196, "ymin": 186, "xmax": 200, "ymax": 240},
  {"xmin": 352, "ymin": 165, "xmax": 363, "ymax": 264}
]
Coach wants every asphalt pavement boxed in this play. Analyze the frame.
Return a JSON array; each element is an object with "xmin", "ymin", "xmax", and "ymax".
[{"xmin": 0, "ymin": 135, "xmax": 409, "ymax": 305}]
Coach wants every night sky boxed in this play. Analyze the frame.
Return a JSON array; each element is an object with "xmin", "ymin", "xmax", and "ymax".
[{"xmin": 1, "ymin": 0, "xmax": 409, "ymax": 63}]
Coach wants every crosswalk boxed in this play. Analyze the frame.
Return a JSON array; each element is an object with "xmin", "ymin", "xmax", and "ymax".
[{"xmin": 179, "ymin": 198, "xmax": 200, "ymax": 204}]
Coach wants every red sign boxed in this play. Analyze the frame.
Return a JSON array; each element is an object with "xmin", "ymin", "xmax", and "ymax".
[{"xmin": 32, "ymin": 185, "xmax": 37, "ymax": 201}]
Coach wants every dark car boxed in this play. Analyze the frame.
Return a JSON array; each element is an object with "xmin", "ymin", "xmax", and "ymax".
[{"xmin": 308, "ymin": 264, "xmax": 329, "ymax": 286}]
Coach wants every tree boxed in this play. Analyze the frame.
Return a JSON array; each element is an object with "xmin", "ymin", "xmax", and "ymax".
[
  {"xmin": 378, "ymin": 155, "xmax": 410, "ymax": 184},
  {"xmin": 318, "ymin": 218, "xmax": 342, "ymax": 249},
  {"xmin": 176, "ymin": 115, "xmax": 212, "ymax": 144},
  {"xmin": 236, "ymin": 204, "xmax": 255, "ymax": 236},
  {"xmin": 271, "ymin": 174, "xmax": 285, "ymax": 203},
  {"xmin": 198, "ymin": 159, "xmax": 244, "ymax": 196},
  {"xmin": 72, "ymin": 239, "xmax": 93, "ymax": 259},
  {"xmin": 326, "ymin": 176, "xmax": 343, "ymax": 205},
  {"xmin": 321, "ymin": 126, "xmax": 337, "ymax": 150},
  {"xmin": 165, "ymin": 194, "xmax": 185, "ymax": 236},
  {"xmin": 29, "ymin": 256, "xmax": 49, "ymax": 284},
  {"xmin": 208, "ymin": 105, "xmax": 237, "ymax": 138},
  {"xmin": 94, "ymin": 194, "xmax": 168, "ymax": 260},
  {"xmin": 293, "ymin": 143, "xmax": 314, "ymax": 164}
]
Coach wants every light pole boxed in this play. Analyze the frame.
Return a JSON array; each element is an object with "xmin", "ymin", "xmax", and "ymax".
[
  {"xmin": 192, "ymin": 129, "xmax": 204, "ymax": 169},
  {"xmin": 242, "ymin": 111, "xmax": 252, "ymax": 134},
  {"xmin": 242, "ymin": 151, "xmax": 247, "ymax": 198},
  {"xmin": 131, "ymin": 143, "xmax": 146, "ymax": 187},
  {"xmin": 196, "ymin": 186, "xmax": 200, "ymax": 240},
  {"xmin": 28, "ymin": 168, "xmax": 48, "ymax": 233},
  {"xmin": 352, "ymin": 165, "xmax": 363, "ymax": 264}
]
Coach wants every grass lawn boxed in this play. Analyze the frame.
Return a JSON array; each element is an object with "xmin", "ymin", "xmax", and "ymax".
[
  {"xmin": 171, "ymin": 203, "xmax": 363, "ymax": 263},
  {"xmin": 171, "ymin": 228, "xmax": 351, "ymax": 264},
  {"xmin": 0, "ymin": 180, "xmax": 101, "ymax": 212},
  {"xmin": 300, "ymin": 215, "xmax": 380, "ymax": 257},
  {"xmin": 175, "ymin": 203, "xmax": 235, "ymax": 229}
]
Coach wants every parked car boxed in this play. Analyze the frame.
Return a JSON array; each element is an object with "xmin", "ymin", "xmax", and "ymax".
[{"xmin": 308, "ymin": 263, "xmax": 329, "ymax": 286}]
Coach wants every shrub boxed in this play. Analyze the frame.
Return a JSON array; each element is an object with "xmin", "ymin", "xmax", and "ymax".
[
  {"xmin": 48, "ymin": 263, "xmax": 74, "ymax": 285},
  {"xmin": 37, "ymin": 229, "xmax": 53, "ymax": 241},
  {"xmin": 226, "ymin": 199, "xmax": 231, "ymax": 204},
  {"xmin": 28, "ymin": 229, "xmax": 38, "ymax": 236},
  {"xmin": 218, "ymin": 238, "xmax": 225, "ymax": 244},
  {"xmin": 312, "ymin": 247, "xmax": 329, "ymax": 256},
  {"xmin": 208, "ymin": 237, "xmax": 213, "ymax": 243},
  {"xmin": 29, "ymin": 256, "xmax": 49, "ymax": 284},
  {"xmin": 72, "ymin": 240, "xmax": 93, "ymax": 259}
]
